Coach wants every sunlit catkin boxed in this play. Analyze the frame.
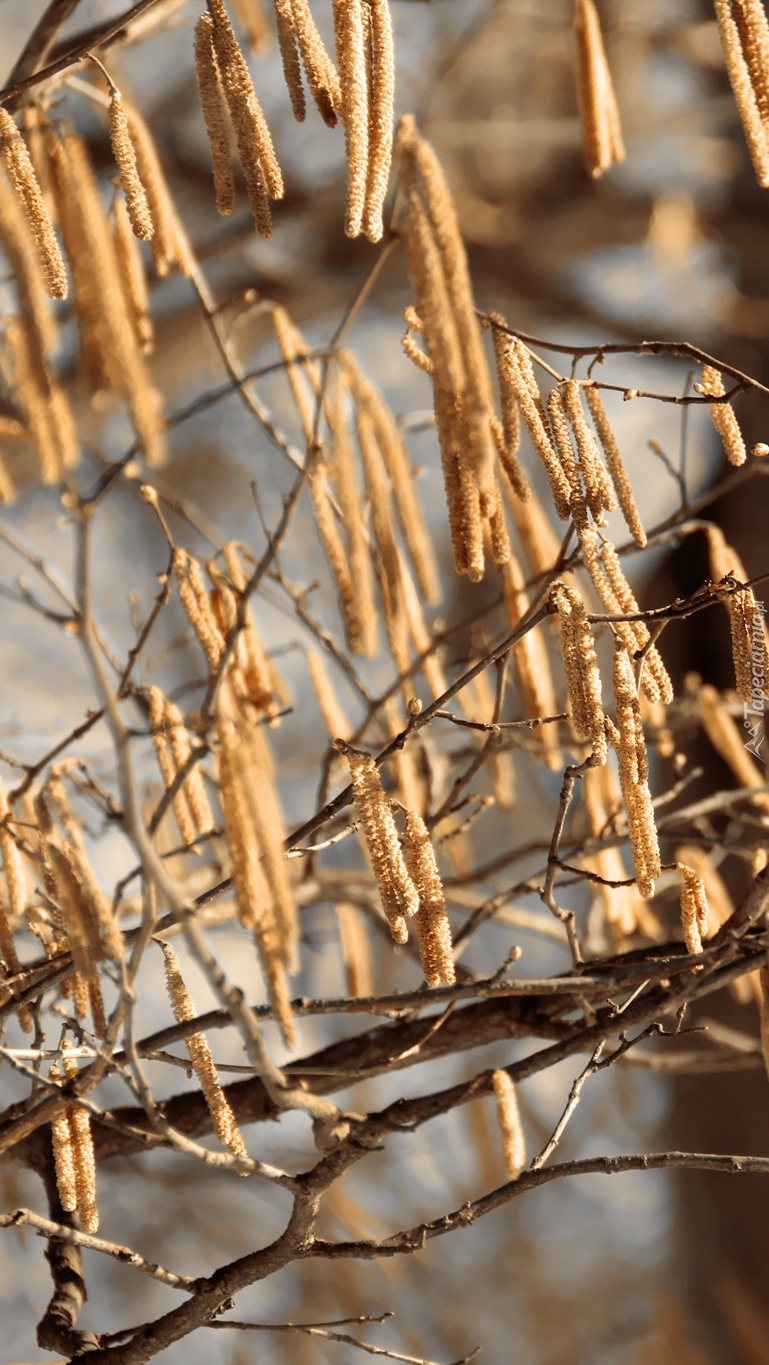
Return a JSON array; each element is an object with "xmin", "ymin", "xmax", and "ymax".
[
  {"xmin": 696, "ymin": 364, "xmax": 747, "ymax": 466},
  {"xmin": 175, "ymin": 548, "xmax": 225, "ymax": 671},
  {"xmin": 149, "ymin": 687, "xmax": 215, "ymax": 845},
  {"xmin": 50, "ymin": 1057, "xmax": 77, "ymax": 1214},
  {"xmin": 310, "ymin": 454, "xmax": 379, "ymax": 657},
  {"xmin": 208, "ymin": 0, "xmax": 284, "ymax": 235},
  {"xmin": 333, "ymin": 0, "xmax": 369, "ymax": 236},
  {"xmin": 562, "ymin": 379, "xmax": 615, "ymax": 523},
  {"xmin": 677, "ymin": 861, "xmax": 708, "ymax": 956},
  {"xmin": 307, "ymin": 648, "xmax": 352, "ymax": 743},
  {"xmin": 504, "ymin": 343, "xmax": 571, "ymax": 520},
  {"xmin": 51, "ymin": 1041, "xmax": 98, "ymax": 1231},
  {"xmin": 697, "ymin": 681, "xmax": 769, "ymax": 807},
  {"xmin": 550, "ymin": 581, "xmax": 606, "ymax": 763},
  {"xmin": 574, "ymin": 0, "xmax": 626, "ymax": 179},
  {"xmin": 714, "ymin": 0, "xmax": 769, "ymax": 187},
  {"xmin": 612, "ymin": 642, "xmax": 661, "ymax": 899},
  {"xmin": 488, "ymin": 315, "xmax": 529, "ymax": 499},
  {"xmin": 0, "ymin": 166, "xmax": 58, "ymax": 361},
  {"xmin": 113, "ymin": 196, "xmax": 154, "ymax": 354},
  {"xmin": 341, "ymin": 746, "xmax": 419, "ymax": 942},
  {"xmin": 108, "ymin": 89, "xmax": 153, "ymax": 240},
  {"xmin": 274, "ymin": 0, "xmax": 306, "ymax": 121},
  {"xmin": 121, "ymin": 100, "xmax": 193, "ymax": 276},
  {"xmin": 291, "ymin": 0, "xmax": 341, "ymax": 126},
  {"xmin": 402, "ymin": 810, "xmax": 455, "ymax": 988},
  {"xmin": 547, "ymin": 386, "xmax": 588, "ymax": 532},
  {"xmin": 0, "ymin": 108, "xmax": 67, "ymax": 298},
  {"xmin": 361, "ymin": 0, "xmax": 395, "ymax": 243},
  {"xmin": 162, "ymin": 943, "xmax": 248, "ymax": 1160},
  {"xmin": 194, "ymin": 14, "xmax": 237, "ymax": 216},
  {"xmin": 492, "ymin": 1070, "xmax": 526, "ymax": 1180},
  {"xmin": 585, "ymin": 384, "xmax": 646, "ymax": 546}
]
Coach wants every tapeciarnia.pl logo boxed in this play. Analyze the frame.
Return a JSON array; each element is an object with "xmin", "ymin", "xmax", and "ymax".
[{"xmin": 743, "ymin": 598, "xmax": 766, "ymax": 760}]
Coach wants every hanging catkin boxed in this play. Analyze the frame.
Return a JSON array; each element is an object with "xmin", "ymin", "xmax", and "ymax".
[
  {"xmin": 611, "ymin": 642, "xmax": 661, "ymax": 899},
  {"xmin": 0, "ymin": 108, "xmax": 67, "ymax": 298},
  {"xmin": 574, "ymin": 0, "xmax": 626, "ymax": 179},
  {"xmin": 550, "ymin": 580, "xmax": 606, "ymax": 763},
  {"xmin": 339, "ymin": 745, "xmax": 419, "ymax": 942},
  {"xmin": 696, "ymin": 364, "xmax": 747, "ymax": 466},
  {"xmin": 492, "ymin": 1070, "xmax": 526, "ymax": 1180},
  {"xmin": 51, "ymin": 1040, "xmax": 98, "ymax": 1232},
  {"xmin": 677, "ymin": 861, "xmax": 709, "ymax": 956},
  {"xmin": 585, "ymin": 384, "xmax": 647, "ymax": 546},
  {"xmin": 208, "ymin": 0, "xmax": 284, "ymax": 236},
  {"xmin": 161, "ymin": 943, "xmax": 248, "ymax": 1160},
  {"xmin": 395, "ymin": 116, "xmax": 506, "ymax": 581},
  {"xmin": 361, "ymin": 0, "xmax": 395, "ymax": 243},
  {"xmin": 697, "ymin": 681, "xmax": 769, "ymax": 809},
  {"xmin": 0, "ymin": 165, "xmax": 59, "ymax": 360},
  {"xmin": 291, "ymin": 0, "xmax": 341, "ymax": 126},
  {"xmin": 714, "ymin": 0, "xmax": 769, "ymax": 188},
  {"xmin": 108, "ymin": 88, "xmax": 154, "ymax": 241},
  {"xmin": 194, "ymin": 13, "xmax": 237, "ymax": 216},
  {"xmin": 112, "ymin": 196, "xmax": 154, "ymax": 354},
  {"xmin": 561, "ymin": 379, "xmax": 615, "ymax": 523},
  {"xmin": 402, "ymin": 810, "xmax": 455, "ymax": 987},
  {"xmin": 333, "ymin": 0, "xmax": 369, "ymax": 236}
]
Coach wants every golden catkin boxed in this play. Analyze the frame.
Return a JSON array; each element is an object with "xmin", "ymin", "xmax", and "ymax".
[
  {"xmin": 50, "ymin": 1059, "xmax": 77, "ymax": 1214},
  {"xmin": 120, "ymin": 100, "xmax": 193, "ymax": 277},
  {"xmin": 698, "ymin": 682, "xmax": 769, "ymax": 807},
  {"xmin": 356, "ymin": 402, "xmax": 410, "ymax": 677},
  {"xmin": 218, "ymin": 542, "xmax": 282, "ymax": 720},
  {"xmin": 342, "ymin": 747, "xmax": 419, "ymax": 942},
  {"xmin": 194, "ymin": 14, "xmax": 237, "ymax": 216},
  {"xmin": 216, "ymin": 693, "xmax": 297, "ymax": 1046},
  {"xmin": 547, "ymin": 386, "xmax": 589, "ymax": 532},
  {"xmin": 0, "ymin": 108, "xmax": 67, "ymax": 298},
  {"xmin": 675, "ymin": 845, "xmax": 734, "ymax": 933},
  {"xmin": 52, "ymin": 1042, "xmax": 99, "ymax": 1231},
  {"xmin": 697, "ymin": 364, "xmax": 747, "ymax": 466},
  {"xmin": 585, "ymin": 384, "xmax": 647, "ymax": 546},
  {"xmin": 0, "ymin": 166, "xmax": 58, "ymax": 360},
  {"xmin": 491, "ymin": 1070, "xmax": 526, "ymax": 1180},
  {"xmin": 611, "ymin": 642, "xmax": 661, "ymax": 899},
  {"xmin": 43, "ymin": 772, "xmax": 123, "ymax": 964},
  {"xmin": 488, "ymin": 315, "xmax": 530, "ymax": 500},
  {"xmin": 344, "ymin": 350, "xmax": 441, "ymax": 605},
  {"xmin": 501, "ymin": 550, "xmax": 561, "ymax": 770},
  {"xmin": 361, "ymin": 0, "xmax": 395, "ymax": 243},
  {"xmin": 274, "ymin": 0, "xmax": 306, "ymax": 122},
  {"xmin": 333, "ymin": 0, "xmax": 369, "ymax": 236},
  {"xmin": 727, "ymin": 585, "xmax": 766, "ymax": 705},
  {"xmin": 310, "ymin": 454, "xmax": 379, "ymax": 657},
  {"xmin": 574, "ymin": 0, "xmax": 626, "ymax": 180},
  {"xmin": 208, "ymin": 0, "xmax": 284, "ymax": 235},
  {"xmin": 162, "ymin": 943, "xmax": 248, "ymax": 1159},
  {"xmin": 504, "ymin": 344, "xmax": 572, "ymax": 520},
  {"xmin": 402, "ymin": 810, "xmax": 455, "ymax": 987},
  {"xmin": 677, "ymin": 861, "xmax": 708, "ymax": 956},
  {"xmin": 336, "ymin": 902, "xmax": 373, "ymax": 998},
  {"xmin": 149, "ymin": 687, "xmax": 215, "ymax": 844},
  {"xmin": 46, "ymin": 127, "xmax": 166, "ymax": 465},
  {"xmin": 108, "ymin": 90, "xmax": 153, "ymax": 240},
  {"xmin": 307, "ymin": 648, "xmax": 352, "ymax": 742},
  {"xmin": 550, "ymin": 581, "xmax": 606, "ymax": 763},
  {"xmin": 270, "ymin": 301, "xmax": 321, "ymax": 444},
  {"xmin": 561, "ymin": 379, "xmax": 615, "ymax": 523},
  {"xmin": 175, "ymin": 548, "xmax": 226, "ymax": 670},
  {"xmin": 502, "ymin": 473, "xmax": 562, "ymax": 580},
  {"xmin": 395, "ymin": 117, "xmax": 504, "ymax": 580},
  {"xmin": 113, "ymin": 196, "xmax": 154, "ymax": 354},
  {"xmin": 329, "ymin": 369, "xmax": 382, "ymax": 649},
  {"xmin": 0, "ymin": 780, "xmax": 31, "ymax": 1031},
  {"xmin": 291, "ymin": 0, "xmax": 341, "ymax": 126},
  {"xmin": 580, "ymin": 528, "xmax": 673, "ymax": 704},
  {"xmin": 714, "ymin": 0, "xmax": 769, "ymax": 187},
  {"xmin": 1, "ymin": 316, "xmax": 74, "ymax": 483}
]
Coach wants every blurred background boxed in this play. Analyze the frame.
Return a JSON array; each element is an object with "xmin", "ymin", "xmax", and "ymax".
[{"xmin": 2, "ymin": 1, "xmax": 769, "ymax": 1361}]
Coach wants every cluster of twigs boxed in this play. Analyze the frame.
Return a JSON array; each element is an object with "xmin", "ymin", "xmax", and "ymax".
[{"xmin": 0, "ymin": 1, "xmax": 768, "ymax": 1361}]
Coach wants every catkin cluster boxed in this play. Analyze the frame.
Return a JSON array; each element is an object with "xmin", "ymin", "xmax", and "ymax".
[
  {"xmin": 195, "ymin": 0, "xmax": 284, "ymax": 236},
  {"xmin": 148, "ymin": 687, "xmax": 216, "ymax": 848},
  {"xmin": 216, "ymin": 679, "xmax": 298, "ymax": 1046},
  {"xmin": 332, "ymin": 0, "xmax": 395, "ymax": 240},
  {"xmin": 611, "ymin": 643, "xmax": 661, "ymax": 899},
  {"xmin": 396, "ymin": 117, "xmax": 510, "ymax": 582},
  {"xmin": 50, "ymin": 1040, "xmax": 98, "ymax": 1233},
  {"xmin": 713, "ymin": 0, "xmax": 769, "ymax": 187},
  {"xmin": 341, "ymin": 745, "xmax": 418, "ymax": 943},
  {"xmin": 550, "ymin": 580, "xmax": 606, "ymax": 764}
]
